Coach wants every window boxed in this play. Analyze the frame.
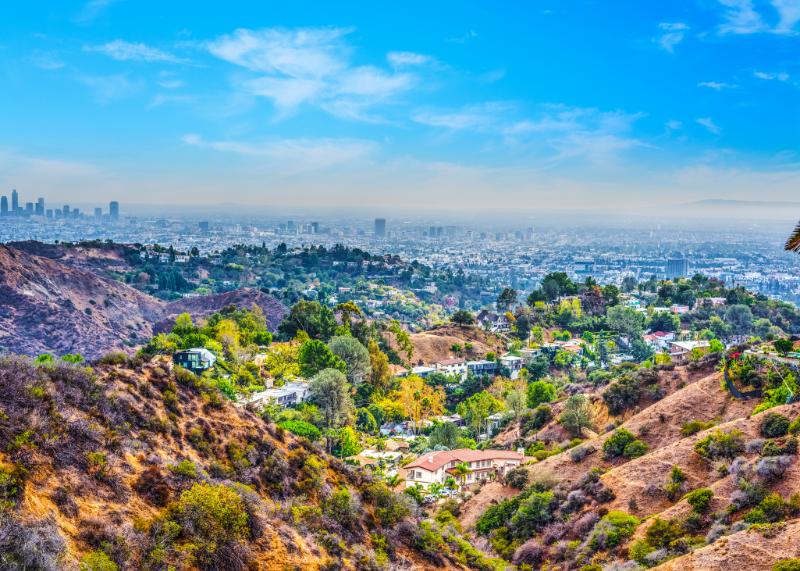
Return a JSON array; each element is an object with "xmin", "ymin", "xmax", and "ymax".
[{"xmin": 416, "ymin": 471, "xmax": 422, "ymax": 479}]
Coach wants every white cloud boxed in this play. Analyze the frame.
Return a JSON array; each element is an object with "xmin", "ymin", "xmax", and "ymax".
[
  {"xmin": 478, "ymin": 69, "xmax": 506, "ymax": 82},
  {"xmin": 386, "ymin": 51, "xmax": 437, "ymax": 68},
  {"xmin": 755, "ymin": 70, "xmax": 790, "ymax": 80},
  {"xmin": 182, "ymin": 134, "xmax": 378, "ymax": 170},
  {"xmin": 26, "ymin": 52, "xmax": 65, "ymax": 70},
  {"xmin": 698, "ymin": 81, "xmax": 738, "ymax": 89},
  {"xmin": 696, "ymin": 117, "xmax": 722, "ymax": 133},
  {"xmin": 156, "ymin": 80, "xmax": 185, "ymax": 89},
  {"xmin": 716, "ymin": 0, "xmax": 800, "ymax": 35},
  {"xmin": 772, "ymin": 0, "xmax": 800, "ymax": 34},
  {"xmin": 447, "ymin": 30, "xmax": 478, "ymax": 43},
  {"xmin": 655, "ymin": 23, "xmax": 689, "ymax": 52},
  {"xmin": 206, "ymin": 27, "xmax": 421, "ymax": 119},
  {"xmin": 85, "ymin": 40, "xmax": 187, "ymax": 63},
  {"xmin": 666, "ymin": 120, "xmax": 683, "ymax": 129},
  {"xmin": 149, "ymin": 94, "xmax": 196, "ymax": 108},
  {"xmin": 412, "ymin": 102, "xmax": 512, "ymax": 130}
]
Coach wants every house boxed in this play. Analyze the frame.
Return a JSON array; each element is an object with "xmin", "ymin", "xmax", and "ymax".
[
  {"xmin": 346, "ymin": 450, "xmax": 404, "ymax": 471},
  {"xmin": 380, "ymin": 422, "xmax": 412, "ymax": 437},
  {"xmin": 238, "ymin": 381, "xmax": 312, "ymax": 410},
  {"xmin": 172, "ymin": 348, "xmax": 216, "ymax": 374},
  {"xmin": 411, "ymin": 366, "xmax": 435, "ymax": 378},
  {"xmin": 467, "ymin": 360, "xmax": 497, "ymax": 377},
  {"xmin": 669, "ymin": 305, "xmax": 690, "ymax": 314},
  {"xmin": 434, "ymin": 357, "xmax": 468, "ymax": 380},
  {"xmin": 402, "ymin": 449, "xmax": 527, "ymax": 490},
  {"xmin": 500, "ymin": 355, "xmax": 525, "ymax": 378},
  {"xmin": 385, "ymin": 439, "xmax": 411, "ymax": 453},
  {"xmin": 475, "ymin": 310, "xmax": 511, "ymax": 332},
  {"xmin": 669, "ymin": 340, "xmax": 711, "ymax": 363},
  {"xmin": 389, "ymin": 364, "xmax": 409, "ymax": 378},
  {"xmin": 694, "ymin": 297, "xmax": 727, "ymax": 309},
  {"xmin": 520, "ymin": 347, "xmax": 542, "ymax": 360},
  {"xmin": 175, "ymin": 255, "xmax": 190, "ymax": 263}
]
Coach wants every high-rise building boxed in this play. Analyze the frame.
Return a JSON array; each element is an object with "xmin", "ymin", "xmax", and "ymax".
[
  {"xmin": 63, "ymin": 205, "xmax": 70, "ymax": 217},
  {"xmin": 35, "ymin": 202, "xmax": 44, "ymax": 216},
  {"xmin": 436, "ymin": 226, "xmax": 443, "ymax": 237},
  {"xmin": 374, "ymin": 218, "xmax": 386, "ymax": 237},
  {"xmin": 525, "ymin": 227, "xmax": 534, "ymax": 241},
  {"xmin": 11, "ymin": 190, "xmax": 18, "ymax": 215},
  {"xmin": 311, "ymin": 222, "xmax": 319, "ymax": 234},
  {"xmin": 37, "ymin": 198, "xmax": 44, "ymax": 212},
  {"xmin": 199, "ymin": 221, "xmax": 209, "ymax": 232},
  {"xmin": 25, "ymin": 203, "xmax": 33, "ymax": 215},
  {"xmin": 1, "ymin": 197, "xmax": 7, "ymax": 216},
  {"xmin": 109, "ymin": 201, "xmax": 119, "ymax": 221},
  {"xmin": 94, "ymin": 208, "xmax": 102, "ymax": 220},
  {"xmin": 46, "ymin": 209, "xmax": 53, "ymax": 219},
  {"xmin": 72, "ymin": 208, "xmax": 80, "ymax": 218},
  {"xmin": 55, "ymin": 209, "xmax": 62, "ymax": 219},
  {"xmin": 287, "ymin": 220, "xmax": 295, "ymax": 230},
  {"xmin": 429, "ymin": 226, "xmax": 436, "ymax": 238},
  {"xmin": 446, "ymin": 226, "xmax": 457, "ymax": 238},
  {"xmin": 666, "ymin": 259, "xmax": 688, "ymax": 279}
]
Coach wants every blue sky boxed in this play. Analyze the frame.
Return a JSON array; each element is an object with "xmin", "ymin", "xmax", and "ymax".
[{"xmin": 1, "ymin": 0, "xmax": 798, "ymax": 209}]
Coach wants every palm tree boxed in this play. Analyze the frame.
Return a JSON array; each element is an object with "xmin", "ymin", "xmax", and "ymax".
[
  {"xmin": 450, "ymin": 462, "xmax": 473, "ymax": 491},
  {"xmin": 786, "ymin": 222, "xmax": 800, "ymax": 253},
  {"xmin": 429, "ymin": 482, "xmax": 444, "ymax": 498},
  {"xmin": 385, "ymin": 474, "xmax": 406, "ymax": 489}
]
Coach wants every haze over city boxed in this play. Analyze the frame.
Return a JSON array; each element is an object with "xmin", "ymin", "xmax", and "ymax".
[{"xmin": 2, "ymin": 0, "xmax": 798, "ymax": 209}]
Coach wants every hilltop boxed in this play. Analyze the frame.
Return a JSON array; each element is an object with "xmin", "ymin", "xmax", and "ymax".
[{"xmin": 0, "ymin": 244, "xmax": 286, "ymax": 360}]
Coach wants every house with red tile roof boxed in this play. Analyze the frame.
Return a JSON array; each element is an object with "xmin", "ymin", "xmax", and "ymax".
[{"xmin": 401, "ymin": 448, "xmax": 528, "ymax": 490}]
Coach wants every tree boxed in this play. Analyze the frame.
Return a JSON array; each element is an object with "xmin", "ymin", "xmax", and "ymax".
[
  {"xmin": 597, "ymin": 339, "xmax": 610, "ymax": 365},
  {"xmin": 367, "ymin": 339, "xmax": 392, "ymax": 393},
  {"xmin": 450, "ymin": 462, "xmax": 473, "ymax": 490},
  {"xmin": 328, "ymin": 335, "xmax": 371, "ymax": 387},
  {"xmin": 397, "ymin": 375, "xmax": 445, "ymax": 435},
  {"xmin": 532, "ymin": 326, "xmax": 544, "ymax": 346},
  {"xmin": 506, "ymin": 387, "xmax": 527, "ymax": 417},
  {"xmin": 709, "ymin": 316, "xmax": 732, "ymax": 340},
  {"xmin": 775, "ymin": 339, "xmax": 794, "ymax": 355},
  {"xmin": 385, "ymin": 474, "xmax": 405, "ymax": 489},
  {"xmin": 278, "ymin": 300, "xmax": 337, "ymax": 341},
  {"xmin": 496, "ymin": 288, "xmax": 518, "ymax": 312},
  {"xmin": 457, "ymin": 391, "xmax": 503, "ymax": 438},
  {"xmin": 631, "ymin": 338, "xmax": 655, "ymax": 364},
  {"xmin": 174, "ymin": 313, "xmax": 193, "ymax": 337},
  {"xmin": 310, "ymin": 369, "xmax": 353, "ymax": 434},
  {"xmin": 621, "ymin": 276, "xmax": 637, "ymax": 293},
  {"xmin": 356, "ymin": 408, "xmax": 378, "ymax": 432},
  {"xmin": 527, "ymin": 381, "xmax": 556, "ymax": 409},
  {"xmin": 754, "ymin": 318, "xmax": 772, "ymax": 340},
  {"xmin": 559, "ymin": 395, "xmax": 596, "ymax": 437},
  {"xmin": 450, "ymin": 310, "xmax": 475, "ymax": 327},
  {"xmin": 337, "ymin": 427, "xmax": 360, "ymax": 458},
  {"xmin": 389, "ymin": 320, "xmax": 414, "ymax": 361},
  {"xmin": 298, "ymin": 340, "xmax": 346, "ymax": 378},
  {"xmin": 263, "ymin": 342, "xmax": 299, "ymax": 383},
  {"xmin": 514, "ymin": 314, "xmax": 531, "ymax": 341},
  {"xmin": 726, "ymin": 304, "xmax": 754, "ymax": 336},
  {"xmin": 367, "ymin": 403, "xmax": 385, "ymax": 426},
  {"xmin": 428, "ymin": 422, "xmax": 461, "ymax": 449},
  {"xmin": 607, "ymin": 305, "xmax": 645, "ymax": 337},
  {"xmin": 649, "ymin": 311, "xmax": 680, "ymax": 333},
  {"xmin": 335, "ymin": 301, "xmax": 363, "ymax": 329}
]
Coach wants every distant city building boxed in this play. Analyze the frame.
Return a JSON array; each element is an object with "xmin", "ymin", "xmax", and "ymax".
[
  {"xmin": 35, "ymin": 202, "xmax": 43, "ymax": 216},
  {"xmin": 63, "ymin": 205, "xmax": 70, "ymax": 217},
  {"xmin": 72, "ymin": 208, "xmax": 80, "ymax": 218},
  {"xmin": 429, "ymin": 226, "xmax": 436, "ymax": 238},
  {"xmin": 94, "ymin": 208, "xmax": 102, "ymax": 220},
  {"xmin": 54, "ymin": 209, "xmax": 62, "ymax": 218},
  {"xmin": 25, "ymin": 203, "xmax": 33, "ymax": 215},
  {"xmin": 312, "ymin": 221, "xmax": 319, "ymax": 234},
  {"xmin": 1, "ymin": 196, "xmax": 7, "ymax": 216},
  {"xmin": 11, "ymin": 190, "xmax": 18, "ymax": 214},
  {"xmin": 446, "ymin": 226, "xmax": 457, "ymax": 238},
  {"xmin": 37, "ymin": 198, "xmax": 44, "ymax": 212},
  {"xmin": 667, "ymin": 259, "xmax": 688, "ymax": 279},
  {"xmin": 436, "ymin": 226, "xmax": 443, "ymax": 237},
  {"xmin": 199, "ymin": 221, "xmax": 209, "ymax": 232},
  {"xmin": 525, "ymin": 227, "xmax": 534, "ymax": 241},
  {"xmin": 287, "ymin": 220, "xmax": 295, "ymax": 230},
  {"xmin": 109, "ymin": 201, "xmax": 119, "ymax": 221},
  {"xmin": 374, "ymin": 218, "xmax": 386, "ymax": 237},
  {"xmin": 46, "ymin": 209, "xmax": 53, "ymax": 219}
]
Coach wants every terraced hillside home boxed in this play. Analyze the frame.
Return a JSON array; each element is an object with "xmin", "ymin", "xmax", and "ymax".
[
  {"xmin": 172, "ymin": 348, "xmax": 216, "ymax": 374},
  {"xmin": 402, "ymin": 448, "xmax": 529, "ymax": 490}
]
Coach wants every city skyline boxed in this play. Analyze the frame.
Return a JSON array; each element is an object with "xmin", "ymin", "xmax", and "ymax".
[
  {"xmin": 1, "ymin": 0, "xmax": 798, "ymax": 209},
  {"xmin": 0, "ymin": 189, "xmax": 119, "ymax": 220}
]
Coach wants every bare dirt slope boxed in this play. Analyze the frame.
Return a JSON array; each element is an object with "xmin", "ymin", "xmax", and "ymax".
[
  {"xmin": 8, "ymin": 240, "xmax": 136, "ymax": 274},
  {"xmin": 653, "ymin": 519, "xmax": 800, "ymax": 571},
  {"xmin": 389, "ymin": 323, "xmax": 505, "ymax": 365},
  {"xmin": 459, "ymin": 481, "xmax": 522, "ymax": 528}
]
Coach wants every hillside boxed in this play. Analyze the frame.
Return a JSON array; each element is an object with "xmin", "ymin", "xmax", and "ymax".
[
  {"xmin": 0, "ymin": 355, "xmax": 474, "ymax": 571},
  {"xmin": 387, "ymin": 323, "xmax": 506, "ymax": 365},
  {"xmin": 0, "ymin": 244, "xmax": 287, "ymax": 360}
]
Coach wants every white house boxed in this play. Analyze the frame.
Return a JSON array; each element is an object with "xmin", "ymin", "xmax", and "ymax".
[
  {"xmin": 402, "ymin": 449, "xmax": 529, "ymax": 490},
  {"xmin": 669, "ymin": 340, "xmax": 711, "ymax": 363},
  {"xmin": 433, "ymin": 357, "xmax": 468, "ymax": 380},
  {"xmin": 500, "ymin": 355, "xmax": 525, "ymax": 379}
]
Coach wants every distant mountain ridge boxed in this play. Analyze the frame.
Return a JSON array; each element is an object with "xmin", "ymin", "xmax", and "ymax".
[{"xmin": 633, "ymin": 199, "xmax": 800, "ymax": 220}]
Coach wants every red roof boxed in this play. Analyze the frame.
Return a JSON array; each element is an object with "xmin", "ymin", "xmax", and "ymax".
[
  {"xmin": 563, "ymin": 345, "xmax": 583, "ymax": 353},
  {"xmin": 404, "ymin": 449, "xmax": 524, "ymax": 472},
  {"xmin": 435, "ymin": 358, "xmax": 467, "ymax": 366}
]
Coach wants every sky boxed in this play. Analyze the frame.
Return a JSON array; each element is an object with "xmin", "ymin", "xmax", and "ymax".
[{"xmin": 0, "ymin": 0, "xmax": 798, "ymax": 210}]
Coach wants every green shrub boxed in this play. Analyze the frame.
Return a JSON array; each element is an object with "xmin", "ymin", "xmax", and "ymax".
[
  {"xmin": 760, "ymin": 413, "xmax": 790, "ymax": 438},
  {"xmin": 278, "ymin": 420, "xmax": 321, "ymax": 441},
  {"xmin": 603, "ymin": 376, "xmax": 641, "ymax": 415},
  {"xmin": 681, "ymin": 419, "xmax": 715, "ymax": 436},
  {"xmin": 176, "ymin": 483, "xmax": 250, "ymax": 563},
  {"xmin": 774, "ymin": 560, "xmax": 800, "ymax": 571},
  {"xmin": 664, "ymin": 466, "xmax": 687, "ymax": 502},
  {"xmin": 758, "ymin": 493, "xmax": 788, "ymax": 523},
  {"xmin": 624, "ymin": 440, "xmax": 649, "ymax": 459},
  {"xmin": 789, "ymin": 419, "xmax": 800, "ymax": 436},
  {"xmin": 694, "ymin": 428, "xmax": 745, "ymax": 460},
  {"xmin": 629, "ymin": 539, "xmax": 655, "ymax": 564},
  {"xmin": 684, "ymin": 489, "xmax": 714, "ymax": 513},
  {"xmin": 169, "ymin": 460, "xmax": 198, "ymax": 479},
  {"xmin": 603, "ymin": 428, "xmax": 637, "ymax": 458},
  {"xmin": 645, "ymin": 517, "xmax": 683, "ymax": 548},
  {"xmin": 80, "ymin": 551, "xmax": 117, "ymax": 571}
]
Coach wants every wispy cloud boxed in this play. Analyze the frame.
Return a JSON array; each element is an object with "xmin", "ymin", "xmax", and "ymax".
[
  {"xmin": 698, "ymin": 81, "xmax": 738, "ymax": 90},
  {"xmin": 478, "ymin": 69, "xmax": 506, "ymax": 83},
  {"xmin": 666, "ymin": 120, "xmax": 683, "ymax": 129},
  {"xmin": 413, "ymin": 102, "xmax": 512, "ymax": 130},
  {"xmin": 447, "ymin": 30, "xmax": 478, "ymax": 43},
  {"xmin": 716, "ymin": 0, "xmax": 800, "ymax": 35},
  {"xmin": 74, "ymin": 0, "xmax": 123, "ymax": 23},
  {"xmin": 79, "ymin": 72, "xmax": 137, "ymax": 102},
  {"xmin": 696, "ymin": 117, "xmax": 721, "ymax": 133},
  {"xmin": 386, "ymin": 51, "xmax": 438, "ymax": 68},
  {"xmin": 206, "ymin": 27, "xmax": 418, "ymax": 120},
  {"xmin": 85, "ymin": 39, "xmax": 188, "ymax": 64},
  {"xmin": 656, "ymin": 22, "xmax": 689, "ymax": 52},
  {"xmin": 149, "ymin": 94, "xmax": 196, "ymax": 108},
  {"xmin": 182, "ymin": 134, "xmax": 378, "ymax": 170},
  {"xmin": 755, "ymin": 70, "xmax": 790, "ymax": 80},
  {"xmin": 26, "ymin": 51, "xmax": 65, "ymax": 70},
  {"xmin": 156, "ymin": 80, "xmax": 185, "ymax": 89}
]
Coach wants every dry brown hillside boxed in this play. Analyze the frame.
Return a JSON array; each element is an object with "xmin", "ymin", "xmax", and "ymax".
[
  {"xmin": 0, "ymin": 355, "xmax": 471, "ymax": 571},
  {"xmin": 387, "ymin": 323, "xmax": 505, "ymax": 365}
]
